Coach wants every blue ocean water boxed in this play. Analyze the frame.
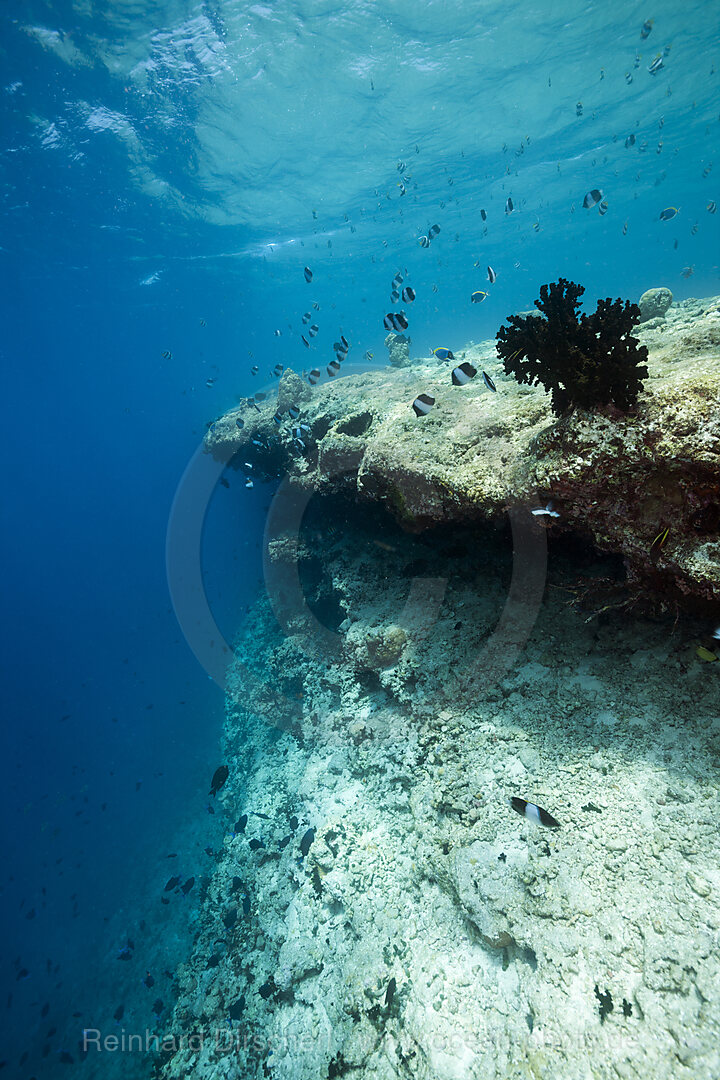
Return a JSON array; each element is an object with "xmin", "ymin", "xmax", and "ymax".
[{"xmin": 0, "ymin": 0, "xmax": 718, "ymax": 1076}]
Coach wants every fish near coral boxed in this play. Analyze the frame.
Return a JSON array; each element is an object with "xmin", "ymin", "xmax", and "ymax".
[
  {"xmin": 209, "ymin": 765, "xmax": 229, "ymax": 796},
  {"xmin": 510, "ymin": 797, "xmax": 560, "ymax": 828}
]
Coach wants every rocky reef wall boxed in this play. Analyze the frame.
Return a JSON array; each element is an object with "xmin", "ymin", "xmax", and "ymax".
[{"xmin": 158, "ymin": 506, "xmax": 720, "ymax": 1080}]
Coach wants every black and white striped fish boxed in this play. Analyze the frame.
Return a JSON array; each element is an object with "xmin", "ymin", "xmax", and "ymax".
[{"xmin": 510, "ymin": 797, "xmax": 560, "ymax": 828}]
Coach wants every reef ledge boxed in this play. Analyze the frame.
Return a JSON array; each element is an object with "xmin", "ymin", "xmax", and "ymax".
[{"xmin": 207, "ymin": 295, "xmax": 720, "ymax": 603}]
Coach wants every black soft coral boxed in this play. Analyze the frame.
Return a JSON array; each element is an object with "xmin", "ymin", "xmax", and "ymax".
[{"xmin": 496, "ymin": 278, "xmax": 649, "ymax": 416}]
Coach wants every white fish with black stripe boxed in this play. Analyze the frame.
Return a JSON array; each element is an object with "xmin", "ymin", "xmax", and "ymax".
[{"xmin": 510, "ymin": 797, "xmax": 560, "ymax": 828}]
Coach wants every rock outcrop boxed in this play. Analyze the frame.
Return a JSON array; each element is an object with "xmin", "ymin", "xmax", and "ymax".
[{"xmin": 207, "ymin": 296, "xmax": 720, "ymax": 605}]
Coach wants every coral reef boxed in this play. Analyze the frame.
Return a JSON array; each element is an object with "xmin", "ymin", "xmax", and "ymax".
[
  {"xmin": 167, "ymin": 299, "xmax": 720, "ymax": 1080},
  {"xmin": 206, "ymin": 294, "xmax": 720, "ymax": 604},
  {"xmin": 158, "ymin": 509, "xmax": 720, "ymax": 1080},
  {"xmin": 496, "ymin": 278, "xmax": 649, "ymax": 416}
]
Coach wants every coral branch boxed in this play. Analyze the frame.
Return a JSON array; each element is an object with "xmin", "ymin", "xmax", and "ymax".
[{"xmin": 496, "ymin": 278, "xmax": 649, "ymax": 416}]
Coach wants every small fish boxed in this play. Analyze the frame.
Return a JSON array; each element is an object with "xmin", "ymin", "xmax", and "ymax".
[
  {"xmin": 583, "ymin": 189, "xmax": 602, "ymax": 208},
  {"xmin": 384, "ymin": 312, "xmax": 408, "ymax": 332},
  {"xmin": 308, "ymin": 368, "xmax": 321, "ymax": 385},
  {"xmin": 180, "ymin": 877, "xmax": 195, "ymax": 895},
  {"xmin": 598, "ymin": 199, "xmax": 609, "ymax": 216},
  {"xmin": 625, "ymin": 134, "xmax": 636, "ymax": 148},
  {"xmin": 390, "ymin": 289, "xmax": 400, "ymax": 303},
  {"xmin": 532, "ymin": 221, "xmax": 540, "ymax": 231},
  {"xmin": 576, "ymin": 101, "xmax": 583, "ymax": 117},
  {"xmin": 234, "ymin": 814, "xmax": 248, "ymax": 833},
  {"xmin": 505, "ymin": 197, "xmax": 513, "ymax": 213},
  {"xmin": 648, "ymin": 55, "xmax": 664, "ymax": 74},
  {"xmin": 702, "ymin": 163, "xmax": 712, "ymax": 178},
  {"xmin": 428, "ymin": 223, "xmax": 441, "ymax": 238},
  {"xmin": 432, "ymin": 347, "xmax": 454, "ymax": 361},
  {"xmin": 303, "ymin": 266, "xmax": 313, "ymax": 282},
  {"xmin": 333, "ymin": 340, "xmax": 348, "ymax": 355},
  {"xmin": 301, "ymin": 312, "xmax": 311, "ymax": 324},
  {"xmin": 625, "ymin": 72, "xmax": 633, "ymax": 84},
  {"xmin": 301, "ymin": 334, "xmax": 310, "ymax": 347},
  {"xmin": 385, "ymin": 977, "xmax": 396, "ymax": 1007},
  {"xmin": 273, "ymin": 363, "xmax": 284, "ymax": 377},
  {"xmin": 340, "ymin": 335, "xmax": 349, "ymax": 351},
  {"xmin": 480, "ymin": 208, "xmax": 487, "ymax": 221},
  {"xmin": 245, "ymin": 478, "xmax": 253, "ymax": 488},
  {"xmin": 392, "ymin": 272, "xmax": 404, "ymax": 286},
  {"xmin": 451, "ymin": 362, "xmax": 477, "ymax": 386},
  {"xmin": 274, "ymin": 329, "xmax": 282, "ymax": 336},
  {"xmin": 641, "ymin": 18, "xmax": 653, "ymax": 38},
  {"xmin": 327, "ymin": 360, "xmax": 341, "ymax": 377},
  {"xmin": 696, "ymin": 646, "xmax": 718, "ymax": 663},
  {"xmin": 288, "ymin": 405, "xmax": 300, "ymax": 420},
  {"xmin": 205, "ymin": 378, "xmax": 215, "ymax": 387},
  {"xmin": 471, "ymin": 290, "xmax": 488, "ymax": 303},
  {"xmin": 199, "ymin": 318, "xmax": 206, "ymax": 327},
  {"xmin": 143, "ymin": 972, "xmax": 155, "ymax": 988},
  {"xmin": 691, "ymin": 222, "xmax": 698, "ymax": 235},
  {"xmin": 299, "ymin": 827, "xmax": 315, "ymax": 857},
  {"xmin": 273, "ymin": 411, "xmax": 283, "ymax": 426},
  {"xmin": 364, "ymin": 350, "xmax": 374, "ymax": 361},
  {"xmin": 531, "ymin": 502, "xmax": 560, "ymax": 518},
  {"xmin": 417, "ymin": 235, "xmax": 430, "ymax": 247},
  {"xmin": 401, "ymin": 286, "xmax": 416, "ymax": 302},
  {"xmin": 707, "ymin": 201, "xmax": 717, "ymax": 214},
  {"xmin": 623, "ymin": 220, "xmax": 629, "ymax": 235},
  {"xmin": 680, "ymin": 266, "xmax": 694, "ymax": 278},
  {"xmin": 482, "ymin": 371, "xmax": 496, "ymax": 392},
  {"xmin": 510, "ymin": 796, "xmax": 560, "ymax": 828},
  {"xmin": 487, "ymin": 265, "xmax": 497, "ymax": 284},
  {"xmin": 235, "ymin": 417, "xmax": 244, "ymax": 429},
  {"xmin": 209, "ymin": 765, "xmax": 229, "ymax": 797},
  {"xmin": 659, "ymin": 206, "xmax": 678, "ymax": 220},
  {"xmin": 164, "ymin": 876, "xmax": 180, "ymax": 892},
  {"xmin": 308, "ymin": 324, "xmax": 319, "ymax": 337},
  {"xmin": 650, "ymin": 525, "xmax": 669, "ymax": 554},
  {"xmin": 312, "ymin": 301, "xmax": 320, "ymax": 310},
  {"xmin": 412, "ymin": 393, "xmax": 435, "ymax": 417},
  {"xmin": 161, "ymin": 350, "xmax": 172, "ymax": 359}
]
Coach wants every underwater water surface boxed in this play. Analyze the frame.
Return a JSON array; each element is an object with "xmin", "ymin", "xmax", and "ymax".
[{"xmin": 1, "ymin": 1, "xmax": 719, "ymax": 1078}]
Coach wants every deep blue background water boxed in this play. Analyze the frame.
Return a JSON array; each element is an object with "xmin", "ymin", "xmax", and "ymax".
[{"xmin": 1, "ymin": 0, "xmax": 718, "ymax": 1074}]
